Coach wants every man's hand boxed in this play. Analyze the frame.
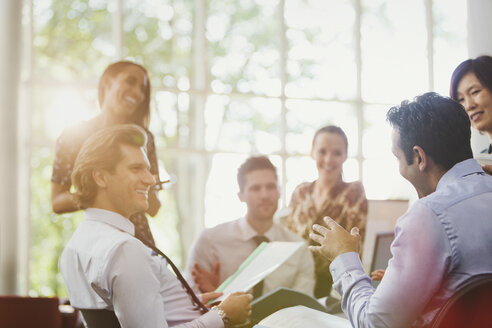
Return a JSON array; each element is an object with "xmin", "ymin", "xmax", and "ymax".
[
  {"xmin": 218, "ymin": 292, "xmax": 253, "ymax": 325},
  {"xmin": 371, "ymin": 269, "xmax": 386, "ymax": 281},
  {"xmin": 309, "ymin": 216, "xmax": 361, "ymax": 262},
  {"xmin": 191, "ymin": 262, "xmax": 221, "ymax": 293},
  {"xmin": 201, "ymin": 291, "xmax": 223, "ymax": 308},
  {"xmin": 482, "ymin": 164, "xmax": 492, "ymax": 176}
]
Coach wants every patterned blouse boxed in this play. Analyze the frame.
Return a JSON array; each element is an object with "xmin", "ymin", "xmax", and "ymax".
[
  {"xmin": 286, "ymin": 179, "xmax": 368, "ymax": 298},
  {"xmin": 51, "ymin": 117, "xmax": 160, "ymax": 246}
]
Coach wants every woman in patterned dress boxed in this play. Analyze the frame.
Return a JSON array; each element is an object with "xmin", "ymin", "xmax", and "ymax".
[
  {"xmin": 287, "ymin": 125, "xmax": 368, "ymax": 298},
  {"xmin": 51, "ymin": 61, "xmax": 161, "ymax": 246}
]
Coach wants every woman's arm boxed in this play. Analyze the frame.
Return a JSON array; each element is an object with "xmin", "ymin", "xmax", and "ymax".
[
  {"xmin": 51, "ymin": 182, "xmax": 79, "ymax": 214},
  {"xmin": 146, "ymin": 186, "xmax": 161, "ymax": 217}
]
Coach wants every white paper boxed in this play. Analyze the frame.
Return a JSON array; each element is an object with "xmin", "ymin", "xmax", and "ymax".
[
  {"xmin": 215, "ymin": 241, "xmax": 304, "ymax": 301},
  {"xmin": 258, "ymin": 305, "xmax": 352, "ymax": 328}
]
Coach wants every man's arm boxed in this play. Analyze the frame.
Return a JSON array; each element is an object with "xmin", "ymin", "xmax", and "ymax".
[
  {"xmin": 310, "ymin": 205, "xmax": 451, "ymax": 328},
  {"xmin": 51, "ymin": 182, "xmax": 79, "ymax": 214}
]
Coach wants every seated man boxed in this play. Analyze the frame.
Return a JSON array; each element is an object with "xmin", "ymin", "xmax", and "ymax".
[
  {"xmin": 186, "ymin": 156, "xmax": 315, "ymax": 298},
  {"xmin": 59, "ymin": 124, "xmax": 251, "ymax": 327},
  {"xmin": 310, "ymin": 92, "xmax": 492, "ymax": 327}
]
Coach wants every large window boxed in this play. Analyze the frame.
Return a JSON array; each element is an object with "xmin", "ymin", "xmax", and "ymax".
[{"xmin": 23, "ymin": 0, "xmax": 467, "ymax": 296}]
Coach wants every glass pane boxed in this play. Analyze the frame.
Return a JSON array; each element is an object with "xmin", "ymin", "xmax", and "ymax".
[
  {"xmin": 205, "ymin": 153, "xmax": 283, "ymax": 228},
  {"xmin": 285, "ymin": 0, "xmax": 357, "ymax": 100},
  {"xmin": 30, "ymin": 146, "xmax": 83, "ymax": 297},
  {"xmin": 363, "ymin": 159, "xmax": 415, "ymax": 200},
  {"xmin": 33, "ymin": 0, "xmax": 112, "ymax": 80},
  {"xmin": 286, "ymin": 99, "xmax": 358, "ymax": 156},
  {"xmin": 205, "ymin": 96, "xmax": 281, "ymax": 153},
  {"xmin": 124, "ymin": 0, "xmax": 193, "ymax": 88},
  {"xmin": 208, "ymin": 0, "xmax": 281, "ymax": 96},
  {"xmin": 285, "ymin": 156, "xmax": 318, "ymax": 203},
  {"xmin": 152, "ymin": 91, "xmax": 179, "ymax": 147},
  {"xmin": 32, "ymin": 85, "xmax": 98, "ymax": 142},
  {"xmin": 361, "ymin": 0, "xmax": 428, "ymax": 103},
  {"xmin": 149, "ymin": 188, "xmax": 183, "ymax": 266},
  {"xmin": 362, "ymin": 104, "xmax": 393, "ymax": 159},
  {"xmin": 433, "ymin": 0, "xmax": 468, "ymax": 96}
]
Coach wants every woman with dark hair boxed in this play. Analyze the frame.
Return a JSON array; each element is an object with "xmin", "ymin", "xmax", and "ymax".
[
  {"xmin": 51, "ymin": 61, "xmax": 161, "ymax": 246},
  {"xmin": 450, "ymin": 55, "xmax": 492, "ymax": 174},
  {"xmin": 286, "ymin": 125, "xmax": 368, "ymax": 298}
]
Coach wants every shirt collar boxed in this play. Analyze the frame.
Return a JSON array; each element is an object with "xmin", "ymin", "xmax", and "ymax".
[
  {"xmin": 238, "ymin": 217, "xmax": 276, "ymax": 241},
  {"xmin": 84, "ymin": 208, "xmax": 135, "ymax": 236},
  {"xmin": 436, "ymin": 158, "xmax": 484, "ymax": 191}
]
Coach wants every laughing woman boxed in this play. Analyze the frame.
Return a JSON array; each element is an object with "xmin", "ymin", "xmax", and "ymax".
[
  {"xmin": 51, "ymin": 61, "xmax": 161, "ymax": 246},
  {"xmin": 450, "ymin": 55, "xmax": 492, "ymax": 175},
  {"xmin": 286, "ymin": 125, "xmax": 368, "ymax": 298}
]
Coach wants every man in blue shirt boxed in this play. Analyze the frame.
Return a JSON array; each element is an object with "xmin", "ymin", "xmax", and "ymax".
[{"xmin": 310, "ymin": 92, "xmax": 492, "ymax": 327}]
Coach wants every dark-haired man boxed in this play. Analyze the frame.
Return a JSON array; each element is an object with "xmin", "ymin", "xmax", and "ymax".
[
  {"xmin": 186, "ymin": 156, "xmax": 315, "ymax": 298},
  {"xmin": 310, "ymin": 92, "xmax": 492, "ymax": 327},
  {"xmin": 60, "ymin": 124, "xmax": 251, "ymax": 328}
]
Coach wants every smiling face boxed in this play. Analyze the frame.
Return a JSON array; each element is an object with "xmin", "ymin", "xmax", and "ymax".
[
  {"xmin": 311, "ymin": 132, "xmax": 347, "ymax": 181},
  {"xmin": 101, "ymin": 144, "xmax": 155, "ymax": 218},
  {"xmin": 456, "ymin": 72, "xmax": 492, "ymax": 136},
  {"xmin": 101, "ymin": 65, "xmax": 147, "ymax": 120},
  {"xmin": 238, "ymin": 169, "xmax": 280, "ymax": 223}
]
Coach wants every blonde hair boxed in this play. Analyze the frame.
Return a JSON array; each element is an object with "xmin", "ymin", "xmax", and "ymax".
[{"xmin": 71, "ymin": 124, "xmax": 148, "ymax": 209}]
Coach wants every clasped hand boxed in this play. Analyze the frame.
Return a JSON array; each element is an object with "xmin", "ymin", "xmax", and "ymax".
[{"xmin": 309, "ymin": 216, "xmax": 361, "ymax": 262}]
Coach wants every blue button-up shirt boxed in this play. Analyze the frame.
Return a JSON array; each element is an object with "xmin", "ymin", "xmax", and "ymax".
[{"xmin": 330, "ymin": 159, "xmax": 492, "ymax": 328}]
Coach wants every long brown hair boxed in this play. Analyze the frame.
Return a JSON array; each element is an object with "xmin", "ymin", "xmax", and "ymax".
[{"xmin": 98, "ymin": 61, "xmax": 152, "ymax": 128}]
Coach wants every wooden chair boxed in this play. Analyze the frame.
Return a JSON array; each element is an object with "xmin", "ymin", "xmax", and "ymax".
[
  {"xmin": 0, "ymin": 296, "xmax": 62, "ymax": 328},
  {"xmin": 430, "ymin": 273, "xmax": 492, "ymax": 328}
]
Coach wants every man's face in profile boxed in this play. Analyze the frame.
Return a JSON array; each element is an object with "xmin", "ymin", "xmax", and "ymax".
[{"xmin": 102, "ymin": 144, "xmax": 155, "ymax": 218}]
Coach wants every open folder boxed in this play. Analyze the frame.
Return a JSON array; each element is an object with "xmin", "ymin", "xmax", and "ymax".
[
  {"xmin": 256, "ymin": 305, "xmax": 351, "ymax": 328},
  {"xmin": 212, "ymin": 241, "xmax": 305, "ymax": 302}
]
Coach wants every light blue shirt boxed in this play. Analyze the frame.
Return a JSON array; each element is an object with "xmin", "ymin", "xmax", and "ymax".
[
  {"xmin": 60, "ymin": 208, "xmax": 223, "ymax": 328},
  {"xmin": 330, "ymin": 159, "xmax": 492, "ymax": 328}
]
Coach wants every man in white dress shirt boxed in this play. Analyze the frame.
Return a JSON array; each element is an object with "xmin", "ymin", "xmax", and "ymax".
[
  {"xmin": 59, "ymin": 124, "xmax": 251, "ymax": 328},
  {"xmin": 186, "ymin": 156, "xmax": 315, "ymax": 298}
]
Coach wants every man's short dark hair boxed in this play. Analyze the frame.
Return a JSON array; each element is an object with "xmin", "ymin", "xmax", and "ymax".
[
  {"xmin": 386, "ymin": 92, "xmax": 473, "ymax": 171},
  {"xmin": 237, "ymin": 156, "xmax": 277, "ymax": 192}
]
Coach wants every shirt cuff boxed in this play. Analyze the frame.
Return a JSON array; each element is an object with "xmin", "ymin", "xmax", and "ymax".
[
  {"xmin": 329, "ymin": 252, "xmax": 364, "ymax": 282},
  {"xmin": 200, "ymin": 309, "xmax": 225, "ymax": 328}
]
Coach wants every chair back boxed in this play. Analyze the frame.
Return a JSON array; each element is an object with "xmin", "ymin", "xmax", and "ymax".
[
  {"xmin": 430, "ymin": 273, "xmax": 492, "ymax": 328},
  {"xmin": 0, "ymin": 296, "xmax": 61, "ymax": 328},
  {"xmin": 79, "ymin": 309, "xmax": 121, "ymax": 328}
]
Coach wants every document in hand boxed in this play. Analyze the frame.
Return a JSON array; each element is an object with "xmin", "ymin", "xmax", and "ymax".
[
  {"xmin": 257, "ymin": 305, "xmax": 351, "ymax": 328},
  {"xmin": 213, "ymin": 241, "xmax": 305, "ymax": 302}
]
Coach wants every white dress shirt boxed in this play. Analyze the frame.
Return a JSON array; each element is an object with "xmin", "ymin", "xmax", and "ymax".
[
  {"xmin": 185, "ymin": 217, "xmax": 315, "ymax": 296},
  {"xmin": 60, "ymin": 208, "xmax": 223, "ymax": 328}
]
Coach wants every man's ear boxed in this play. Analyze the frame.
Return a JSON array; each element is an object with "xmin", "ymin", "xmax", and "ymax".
[
  {"xmin": 92, "ymin": 168, "xmax": 108, "ymax": 188},
  {"xmin": 412, "ymin": 146, "xmax": 428, "ymax": 171}
]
